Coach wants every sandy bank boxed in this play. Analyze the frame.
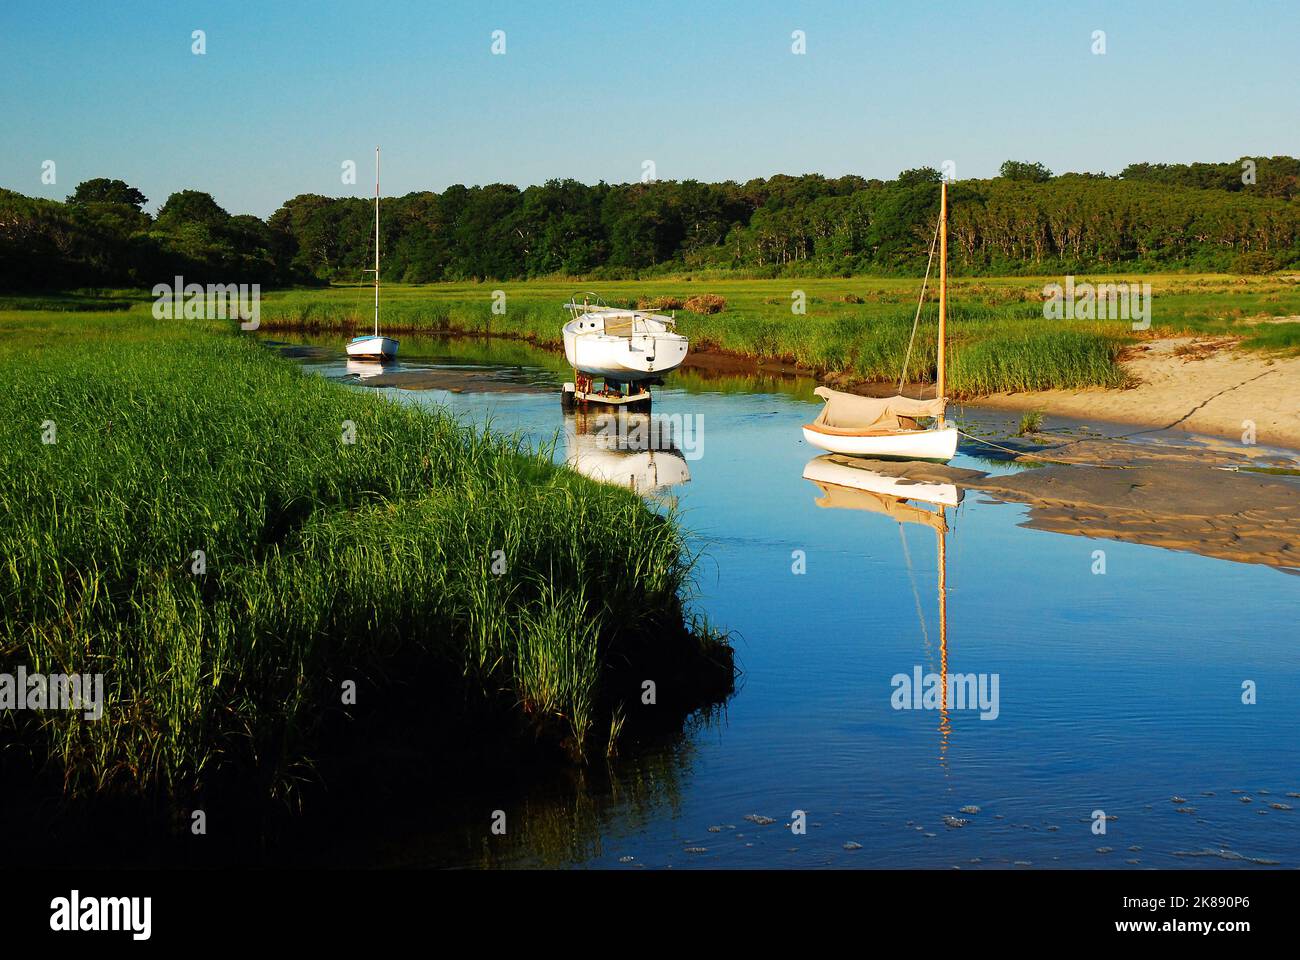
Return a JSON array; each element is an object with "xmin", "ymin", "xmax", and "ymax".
[{"xmin": 973, "ymin": 337, "xmax": 1300, "ymax": 452}]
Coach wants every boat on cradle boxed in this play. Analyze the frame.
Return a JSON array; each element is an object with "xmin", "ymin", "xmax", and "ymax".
[
  {"xmin": 346, "ymin": 146, "xmax": 399, "ymax": 362},
  {"xmin": 560, "ymin": 294, "xmax": 688, "ymax": 410},
  {"xmin": 562, "ymin": 295, "xmax": 689, "ymax": 380},
  {"xmin": 802, "ymin": 180, "xmax": 957, "ymax": 462}
]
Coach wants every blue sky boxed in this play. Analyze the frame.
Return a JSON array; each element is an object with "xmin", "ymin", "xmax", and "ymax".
[{"xmin": 2, "ymin": 0, "xmax": 1297, "ymax": 218}]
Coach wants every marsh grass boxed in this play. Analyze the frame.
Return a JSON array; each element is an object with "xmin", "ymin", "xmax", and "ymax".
[
  {"xmin": 0, "ymin": 307, "xmax": 731, "ymax": 808},
  {"xmin": 255, "ymin": 274, "xmax": 1300, "ymax": 394},
  {"xmin": 1017, "ymin": 410, "xmax": 1045, "ymax": 436}
]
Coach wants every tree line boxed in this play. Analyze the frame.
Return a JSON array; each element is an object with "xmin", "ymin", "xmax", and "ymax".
[{"xmin": 2, "ymin": 157, "xmax": 1297, "ymax": 291}]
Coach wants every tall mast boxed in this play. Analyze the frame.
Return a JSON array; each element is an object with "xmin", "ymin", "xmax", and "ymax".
[
  {"xmin": 373, "ymin": 146, "xmax": 380, "ymax": 338},
  {"xmin": 937, "ymin": 179, "xmax": 947, "ymax": 400}
]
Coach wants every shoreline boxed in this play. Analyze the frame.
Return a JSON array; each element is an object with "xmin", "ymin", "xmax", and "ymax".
[
  {"xmin": 266, "ymin": 321, "xmax": 1300, "ymax": 453},
  {"xmin": 967, "ymin": 337, "xmax": 1300, "ymax": 453}
]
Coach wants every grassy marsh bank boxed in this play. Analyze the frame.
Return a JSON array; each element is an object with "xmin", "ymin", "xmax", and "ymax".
[
  {"xmin": 0, "ymin": 307, "xmax": 732, "ymax": 814},
  {"xmin": 255, "ymin": 275, "xmax": 1300, "ymax": 396}
]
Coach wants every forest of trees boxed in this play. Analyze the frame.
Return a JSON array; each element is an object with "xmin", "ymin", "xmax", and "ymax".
[{"xmin": 2, "ymin": 157, "xmax": 1297, "ymax": 291}]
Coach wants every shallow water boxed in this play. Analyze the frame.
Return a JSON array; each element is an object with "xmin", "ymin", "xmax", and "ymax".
[{"xmin": 270, "ymin": 333, "xmax": 1300, "ymax": 870}]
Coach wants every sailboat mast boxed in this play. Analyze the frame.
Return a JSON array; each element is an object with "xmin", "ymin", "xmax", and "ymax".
[
  {"xmin": 937, "ymin": 179, "xmax": 947, "ymax": 400},
  {"xmin": 373, "ymin": 146, "xmax": 380, "ymax": 339}
]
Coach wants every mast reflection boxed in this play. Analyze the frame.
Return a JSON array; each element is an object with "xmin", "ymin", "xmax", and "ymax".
[{"xmin": 802, "ymin": 455, "xmax": 961, "ymax": 764}]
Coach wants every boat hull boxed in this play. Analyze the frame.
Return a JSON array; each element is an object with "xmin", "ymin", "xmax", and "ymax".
[
  {"xmin": 562, "ymin": 317, "xmax": 688, "ymax": 381},
  {"xmin": 801, "ymin": 425, "xmax": 958, "ymax": 461},
  {"xmin": 346, "ymin": 335, "xmax": 399, "ymax": 360}
]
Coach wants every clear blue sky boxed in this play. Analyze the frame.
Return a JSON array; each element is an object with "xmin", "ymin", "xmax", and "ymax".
[{"xmin": 2, "ymin": 0, "xmax": 1297, "ymax": 218}]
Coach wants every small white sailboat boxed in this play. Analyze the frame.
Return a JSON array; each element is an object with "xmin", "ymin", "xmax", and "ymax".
[
  {"xmin": 802, "ymin": 388, "xmax": 957, "ymax": 460},
  {"xmin": 802, "ymin": 180, "xmax": 957, "ymax": 461},
  {"xmin": 346, "ymin": 146, "xmax": 399, "ymax": 362},
  {"xmin": 562, "ymin": 295, "xmax": 689, "ymax": 382}
]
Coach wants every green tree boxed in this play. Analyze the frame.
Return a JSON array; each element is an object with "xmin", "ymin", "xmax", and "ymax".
[
  {"xmin": 896, "ymin": 167, "xmax": 942, "ymax": 188},
  {"xmin": 67, "ymin": 178, "xmax": 148, "ymax": 210},
  {"xmin": 156, "ymin": 190, "xmax": 231, "ymax": 231},
  {"xmin": 999, "ymin": 160, "xmax": 1053, "ymax": 183}
]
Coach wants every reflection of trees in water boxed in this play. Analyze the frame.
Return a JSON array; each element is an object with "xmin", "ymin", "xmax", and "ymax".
[{"xmin": 670, "ymin": 366, "xmax": 819, "ymax": 401}]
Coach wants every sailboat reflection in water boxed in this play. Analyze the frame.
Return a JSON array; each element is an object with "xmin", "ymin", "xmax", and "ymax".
[
  {"xmin": 802, "ymin": 455, "xmax": 968, "ymax": 762},
  {"xmin": 564, "ymin": 411, "xmax": 691, "ymax": 494},
  {"xmin": 345, "ymin": 358, "xmax": 390, "ymax": 380}
]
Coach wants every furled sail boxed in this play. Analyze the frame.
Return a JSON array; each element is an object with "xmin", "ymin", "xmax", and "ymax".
[{"xmin": 810, "ymin": 386, "xmax": 946, "ymax": 433}]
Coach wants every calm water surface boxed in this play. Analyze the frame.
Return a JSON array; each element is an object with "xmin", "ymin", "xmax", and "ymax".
[{"xmin": 271, "ymin": 333, "xmax": 1300, "ymax": 870}]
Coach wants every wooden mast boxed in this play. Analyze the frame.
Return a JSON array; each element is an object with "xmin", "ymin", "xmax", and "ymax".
[
  {"xmin": 373, "ymin": 146, "xmax": 380, "ymax": 339},
  {"xmin": 936, "ymin": 179, "xmax": 947, "ymax": 400}
]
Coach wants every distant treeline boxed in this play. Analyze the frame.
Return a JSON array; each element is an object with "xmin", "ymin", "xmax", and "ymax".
[{"xmin": 2, "ymin": 157, "xmax": 1297, "ymax": 290}]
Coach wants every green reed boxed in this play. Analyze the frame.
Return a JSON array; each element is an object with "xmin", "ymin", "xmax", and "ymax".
[
  {"xmin": 0, "ymin": 308, "xmax": 730, "ymax": 806},
  {"xmin": 254, "ymin": 280, "xmax": 1174, "ymax": 395}
]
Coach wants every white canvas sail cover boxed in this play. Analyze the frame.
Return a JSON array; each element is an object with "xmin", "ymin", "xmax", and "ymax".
[{"xmin": 811, "ymin": 386, "xmax": 946, "ymax": 432}]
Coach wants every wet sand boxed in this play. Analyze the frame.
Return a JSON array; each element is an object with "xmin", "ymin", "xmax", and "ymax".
[
  {"xmin": 265, "ymin": 343, "xmax": 547, "ymax": 394},
  {"xmin": 825, "ymin": 434, "xmax": 1300, "ymax": 571},
  {"xmin": 701, "ymin": 334, "xmax": 1300, "ymax": 452}
]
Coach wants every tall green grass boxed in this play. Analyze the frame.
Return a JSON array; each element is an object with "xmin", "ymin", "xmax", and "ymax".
[
  {"xmin": 256, "ymin": 274, "xmax": 1300, "ymax": 392},
  {"xmin": 0, "ymin": 308, "xmax": 731, "ymax": 807},
  {"xmin": 255, "ymin": 275, "xmax": 1300, "ymax": 395}
]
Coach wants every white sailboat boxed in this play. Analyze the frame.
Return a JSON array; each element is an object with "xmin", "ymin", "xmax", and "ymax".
[
  {"xmin": 562, "ymin": 295, "xmax": 689, "ymax": 382},
  {"xmin": 346, "ymin": 146, "xmax": 399, "ymax": 362},
  {"xmin": 802, "ymin": 180, "xmax": 957, "ymax": 461}
]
